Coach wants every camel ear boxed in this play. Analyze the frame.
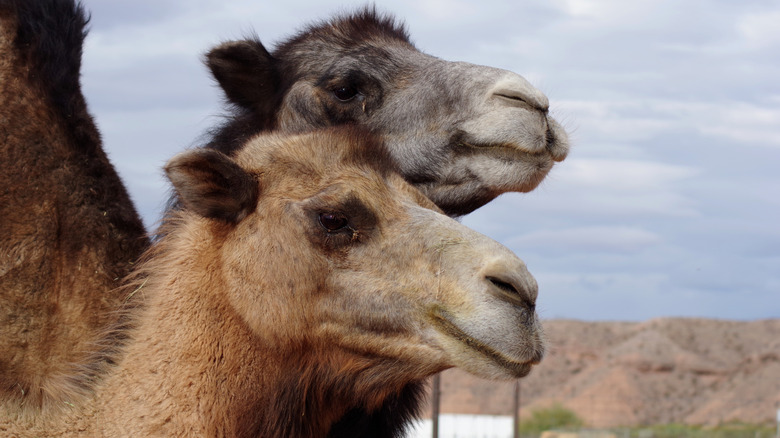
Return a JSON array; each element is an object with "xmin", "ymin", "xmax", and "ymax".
[
  {"xmin": 206, "ymin": 39, "xmax": 280, "ymax": 110},
  {"xmin": 165, "ymin": 149, "xmax": 259, "ymax": 223}
]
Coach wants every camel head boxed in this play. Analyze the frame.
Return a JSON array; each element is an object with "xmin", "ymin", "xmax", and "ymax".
[
  {"xmin": 165, "ymin": 127, "xmax": 544, "ymax": 385},
  {"xmin": 205, "ymin": 8, "xmax": 569, "ymax": 216}
]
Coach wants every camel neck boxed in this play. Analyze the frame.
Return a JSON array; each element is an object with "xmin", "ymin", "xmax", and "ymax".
[
  {"xmin": 86, "ymin": 238, "xmax": 429, "ymax": 437},
  {"xmin": 89, "ymin": 273, "xmax": 346, "ymax": 437}
]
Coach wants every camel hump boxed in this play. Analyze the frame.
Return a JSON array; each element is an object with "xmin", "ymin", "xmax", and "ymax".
[{"xmin": 2, "ymin": 0, "xmax": 95, "ymax": 150}]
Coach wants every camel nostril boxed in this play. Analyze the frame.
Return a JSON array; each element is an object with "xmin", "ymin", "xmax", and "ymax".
[
  {"xmin": 545, "ymin": 126, "xmax": 556, "ymax": 150},
  {"xmin": 495, "ymin": 94, "xmax": 526, "ymax": 105},
  {"xmin": 486, "ymin": 276, "xmax": 535, "ymax": 312},
  {"xmin": 495, "ymin": 93, "xmax": 548, "ymax": 114},
  {"xmin": 487, "ymin": 276, "xmax": 519, "ymax": 295}
]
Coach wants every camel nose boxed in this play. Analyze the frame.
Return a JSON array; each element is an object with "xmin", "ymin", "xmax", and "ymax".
[
  {"xmin": 489, "ymin": 74, "xmax": 549, "ymax": 113},
  {"xmin": 482, "ymin": 260, "xmax": 538, "ymax": 313}
]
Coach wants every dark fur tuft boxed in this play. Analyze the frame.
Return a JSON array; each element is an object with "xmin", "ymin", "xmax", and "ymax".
[
  {"xmin": 275, "ymin": 6, "xmax": 411, "ymax": 56},
  {"xmin": 327, "ymin": 382, "xmax": 427, "ymax": 438},
  {"xmin": 2, "ymin": 0, "xmax": 96, "ymax": 152}
]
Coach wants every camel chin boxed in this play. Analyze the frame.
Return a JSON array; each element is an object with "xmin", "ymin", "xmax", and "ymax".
[
  {"xmin": 425, "ymin": 270, "xmax": 544, "ymax": 380},
  {"xmin": 400, "ymin": 208, "xmax": 545, "ymax": 380},
  {"xmin": 428, "ymin": 304, "xmax": 544, "ymax": 380}
]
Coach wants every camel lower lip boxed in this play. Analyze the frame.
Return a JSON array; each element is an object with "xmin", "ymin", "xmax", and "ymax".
[
  {"xmin": 457, "ymin": 140, "xmax": 554, "ymax": 175},
  {"xmin": 458, "ymin": 139, "xmax": 547, "ymax": 157},
  {"xmin": 429, "ymin": 307, "xmax": 537, "ymax": 378}
]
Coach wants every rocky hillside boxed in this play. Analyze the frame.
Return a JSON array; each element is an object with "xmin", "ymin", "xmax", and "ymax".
[{"xmin": 427, "ymin": 318, "xmax": 780, "ymax": 428}]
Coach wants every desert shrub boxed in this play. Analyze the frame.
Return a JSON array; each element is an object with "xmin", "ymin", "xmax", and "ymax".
[
  {"xmin": 518, "ymin": 403, "xmax": 584, "ymax": 434},
  {"xmin": 631, "ymin": 422, "xmax": 774, "ymax": 438}
]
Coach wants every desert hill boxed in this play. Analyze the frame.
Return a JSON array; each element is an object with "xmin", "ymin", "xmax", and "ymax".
[{"xmin": 428, "ymin": 318, "xmax": 780, "ymax": 428}]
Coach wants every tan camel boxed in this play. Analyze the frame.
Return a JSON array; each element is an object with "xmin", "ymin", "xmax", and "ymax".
[
  {"xmin": 0, "ymin": 1, "xmax": 563, "ymax": 417},
  {"xmin": 1, "ymin": 127, "xmax": 545, "ymax": 437},
  {"xmin": 0, "ymin": 0, "xmax": 148, "ymax": 410},
  {"xmin": 206, "ymin": 7, "xmax": 569, "ymax": 216}
]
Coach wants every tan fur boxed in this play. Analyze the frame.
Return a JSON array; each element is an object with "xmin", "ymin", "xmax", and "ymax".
[{"xmin": 1, "ymin": 128, "xmax": 544, "ymax": 437}]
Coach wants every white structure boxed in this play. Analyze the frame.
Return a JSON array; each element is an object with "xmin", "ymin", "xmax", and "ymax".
[
  {"xmin": 775, "ymin": 409, "xmax": 779, "ymax": 438},
  {"xmin": 406, "ymin": 414, "xmax": 514, "ymax": 438}
]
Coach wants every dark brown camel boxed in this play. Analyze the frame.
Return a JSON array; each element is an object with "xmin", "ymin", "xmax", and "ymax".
[
  {"xmin": 0, "ymin": 0, "xmax": 148, "ymax": 409},
  {"xmin": 206, "ymin": 7, "xmax": 569, "ymax": 216},
  {"xmin": 1, "ymin": 127, "xmax": 544, "ymax": 437}
]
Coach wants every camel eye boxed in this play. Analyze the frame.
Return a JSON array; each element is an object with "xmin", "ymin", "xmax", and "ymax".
[
  {"xmin": 319, "ymin": 212, "xmax": 349, "ymax": 232},
  {"xmin": 333, "ymin": 85, "xmax": 358, "ymax": 101}
]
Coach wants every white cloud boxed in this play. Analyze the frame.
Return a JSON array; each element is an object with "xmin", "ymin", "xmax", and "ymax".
[
  {"xmin": 533, "ymin": 271, "xmax": 672, "ymax": 320},
  {"xmin": 85, "ymin": 18, "xmax": 212, "ymax": 68},
  {"xmin": 561, "ymin": 99, "xmax": 780, "ymax": 152},
  {"xmin": 411, "ymin": 0, "xmax": 477, "ymax": 22},
  {"xmin": 652, "ymin": 101, "xmax": 780, "ymax": 150},
  {"xmin": 555, "ymin": 0, "xmax": 660, "ymax": 23},
  {"xmin": 508, "ymin": 226, "xmax": 661, "ymax": 255},
  {"xmin": 737, "ymin": 9, "xmax": 780, "ymax": 49},
  {"xmin": 556, "ymin": 158, "xmax": 697, "ymax": 192},
  {"xmin": 84, "ymin": 1, "xmax": 324, "ymax": 70},
  {"xmin": 519, "ymin": 158, "xmax": 702, "ymax": 218},
  {"xmin": 560, "ymin": 100, "xmax": 690, "ymax": 146},
  {"xmin": 534, "ymin": 269, "xmax": 779, "ymax": 321}
]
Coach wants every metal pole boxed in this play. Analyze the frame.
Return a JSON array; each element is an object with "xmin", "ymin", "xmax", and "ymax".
[
  {"xmin": 432, "ymin": 374, "xmax": 440, "ymax": 438},
  {"xmin": 513, "ymin": 380, "xmax": 520, "ymax": 438}
]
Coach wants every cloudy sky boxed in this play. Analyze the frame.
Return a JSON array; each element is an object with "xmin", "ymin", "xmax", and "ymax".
[{"xmin": 79, "ymin": 0, "xmax": 779, "ymax": 321}]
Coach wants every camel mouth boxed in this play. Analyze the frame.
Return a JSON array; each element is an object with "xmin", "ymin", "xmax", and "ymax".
[
  {"xmin": 457, "ymin": 138, "xmax": 551, "ymax": 157},
  {"xmin": 428, "ymin": 306, "xmax": 540, "ymax": 378},
  {"xmin": 450, "ymin": 137, "xmax": 556, "ymax": 193},
  {"xmin": 454, "ymin": 118, "xmax": 569, "ymax": 164}
]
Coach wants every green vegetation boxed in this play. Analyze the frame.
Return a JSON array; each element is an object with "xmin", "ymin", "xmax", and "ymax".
[
  {"xmin": 626, "ymin": 422, "xmax": 776, "ymax": 438},
  {"xmin": 518, "ymin": 404, "xmax": 584, "ymax": 434},
  {"xmin": 517, "ymin": 419, "xmax": 775, "ymax": 438}
]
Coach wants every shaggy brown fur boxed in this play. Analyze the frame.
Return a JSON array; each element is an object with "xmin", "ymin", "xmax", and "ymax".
[
  {"xmin": 1, "ymin": 128, "xmax": 544, "ymax": 437},
  {"xmin": 0, "ymin": 0, "xmax": 148, "ymax": 410}
]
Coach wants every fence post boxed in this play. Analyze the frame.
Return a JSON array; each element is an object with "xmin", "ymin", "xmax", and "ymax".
[
  {"xmin": 432, "ymin": 374, "xmax": 440, "ymax": 438},
  {"xmin": 513, "ymin": 380, "xmax": 520, "ymax": 438}
]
